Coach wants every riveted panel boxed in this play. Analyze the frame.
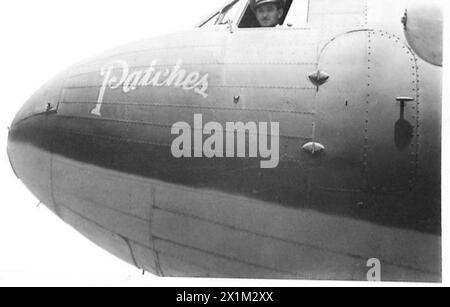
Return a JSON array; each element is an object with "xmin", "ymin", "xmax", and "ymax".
[{"xmin": 366, "ymin": 31, "xmax": 418, "ymax": 193}]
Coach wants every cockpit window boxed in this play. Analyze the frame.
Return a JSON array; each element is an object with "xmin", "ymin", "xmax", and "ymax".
[
  {"xmin": 198, "ymin": 0, "xmax": 309, "ymax": 29},
  {"xmin": 239, "ymin": 0, "xmax": 309, "ymax": 28},
  {"xmin": 239, "ymin": 0, "xmax": 293, "ymax": 28}
]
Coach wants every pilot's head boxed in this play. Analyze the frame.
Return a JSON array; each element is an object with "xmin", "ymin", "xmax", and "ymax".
[{"xmin": 251, "ymin": 0, "xmax": 285, "ymax": 27}]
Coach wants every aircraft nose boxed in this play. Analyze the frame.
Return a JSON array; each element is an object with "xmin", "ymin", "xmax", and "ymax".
[{"xmin": 7, "ymin": 73, "xmax": 65, "ymax": 211}]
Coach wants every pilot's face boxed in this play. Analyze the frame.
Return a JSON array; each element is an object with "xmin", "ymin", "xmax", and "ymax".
[{"xmin": 255, "ymin": 3, "xmax": 283, "ymax": 27}]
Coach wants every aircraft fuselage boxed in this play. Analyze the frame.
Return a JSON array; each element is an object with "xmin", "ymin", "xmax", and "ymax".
[{"xmin": 7, "ymin": 0, "xmax": 442, "ymax": 281}]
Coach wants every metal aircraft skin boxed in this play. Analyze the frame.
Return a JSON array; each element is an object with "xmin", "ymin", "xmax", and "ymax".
[{"xmin": 7, "ymin": 0, "xmax": 442, "ymax": 282}]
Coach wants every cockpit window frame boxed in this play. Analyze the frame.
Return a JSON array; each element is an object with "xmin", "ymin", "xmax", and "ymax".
[
  {"xmin": 282, "ymin": 0, "xmax": 310, "ymax": 28},
  {"xmin": 217, "ymin": 0, "xmax": 243, "ymax": 25},
  {"xmin": 197, "ymin": 0, "xmax": 242, "ymax": 28},
  {"xmin": 197, "ymin": 11, "xmax": 220, "ymax": 28}
]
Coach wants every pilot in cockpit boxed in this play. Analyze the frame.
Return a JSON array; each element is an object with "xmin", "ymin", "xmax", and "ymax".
[{"xmin": 250, "ymin": 0, "xmax": 285, "ymax": 27}]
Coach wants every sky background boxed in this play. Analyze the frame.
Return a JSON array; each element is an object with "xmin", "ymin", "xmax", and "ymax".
[{"xmin": 0, "ymin": 0, "xmax": 448, "ymax": 286}]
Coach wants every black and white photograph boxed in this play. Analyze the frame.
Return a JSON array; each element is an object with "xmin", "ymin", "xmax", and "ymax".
[{"xmin": 0, "ymin": 0, "xmax": 446, "ymax": 288}]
